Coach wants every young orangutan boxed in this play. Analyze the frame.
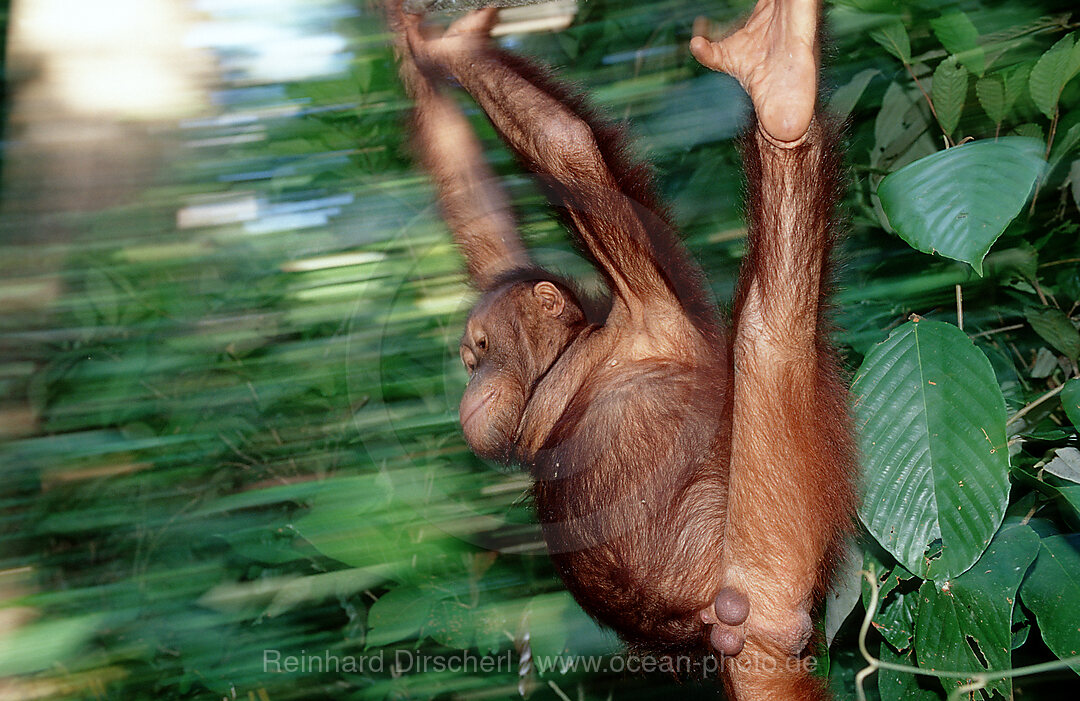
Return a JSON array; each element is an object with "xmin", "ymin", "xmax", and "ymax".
[{"xmin": 390, "ymin": 0, "xmax": 854, "ymax": 698}]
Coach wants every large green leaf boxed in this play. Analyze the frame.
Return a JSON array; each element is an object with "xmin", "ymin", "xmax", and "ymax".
[
  {"xmin": 854, "ymin": 319, "xmax": 1011, "ymax": 580},
  {"xmin": 1020, "ymin": 534, "xmax": 1080, "ymax": 674},
  {"xmin": 877, "ymin": 138, "xmax": 1045, "ymax": 273},
  {"xmin": 914, "ymin": 525, "xmax": 1038, "ymax": 698}
]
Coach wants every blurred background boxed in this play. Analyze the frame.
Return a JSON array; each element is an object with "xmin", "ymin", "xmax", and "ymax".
[{"xmin": 1, "ymin": 0, "xmax": 1079, "ymax": 699}]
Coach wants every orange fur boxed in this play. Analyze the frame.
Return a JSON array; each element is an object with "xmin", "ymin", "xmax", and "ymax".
[{"xmin": 391, "ymin": 0, "xmax": 854, "ymax": 697}]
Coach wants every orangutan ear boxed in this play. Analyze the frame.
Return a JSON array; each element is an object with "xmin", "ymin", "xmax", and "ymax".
[{"xmin": 532, "ymin": 281, "xmax": 565, "ymax": 317}]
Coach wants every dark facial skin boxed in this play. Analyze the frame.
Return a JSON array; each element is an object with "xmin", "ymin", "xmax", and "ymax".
[{"xmin": 459, "ymin": 279, "xmax": 585, "ymax": 462}]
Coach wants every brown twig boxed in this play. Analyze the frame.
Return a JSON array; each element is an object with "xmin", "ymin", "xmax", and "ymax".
[
  {"xmin": 1006, "ymin": 383, "xmax": 1065, "ymax": 425},
  {"xmin": 968, "ymin": 323, "xmax": 1024, "ymax": 339}
]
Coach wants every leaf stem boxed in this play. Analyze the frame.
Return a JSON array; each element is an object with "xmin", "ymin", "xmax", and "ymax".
[{"xmin": 1030, "ymin": 106, "xmax": 1059, "ymax": 214}]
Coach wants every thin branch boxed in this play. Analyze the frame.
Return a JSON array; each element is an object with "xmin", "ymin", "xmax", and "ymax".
[
  {"xmin": 1007, "ymin": 383, "xmax": 1066, "ymax": 425},
  {"xmin": 1031, "ymin": 276, "xmax": 1053, "ymax": 307},
  {"xmin": 1039, "ymin": 257, "xmax": 1080, "ymax": 268},
  {"xmin": 1030, "ymin": 106, "xmax": 1059, "ymax": 214},
  {"xmin": 969, "ymin": 323, "xmax": 1024, "ymax": 339},
  {"xmin": 547, "ymin": 681, "xmax": 573, "ymax": 701},
  {"xmin": 955, "ymin": 284, "xmax": 964, "ymax": 330}
]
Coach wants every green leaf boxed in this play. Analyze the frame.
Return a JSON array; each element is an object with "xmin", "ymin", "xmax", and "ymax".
[
  {"xmin": 195, "ymin": 479, "xmax": 328, "ymax": 515},
  {"xmin": 1062, "ymin": 377, "xmax": 1080, "ymax": 429},
  {"xmin": 290, "ymin": 472, "xmax": 470, "ymax": 583},
  {"xmin": 854, "ymin": 319, "xmax": 1011, "ymax": 580},
  {"xmin": 472, "ymin": 602, "xmax": 513, "ymax": 655},
  {"xmin": 914, "ymin": 525, "xmax": 1038, "ymax": 698},
  {"xmin": 1059, "ymin": 484, "xmax": 1080, "ymax": 518},
  {"xmin": 525, "ymin": 591, "xmax": 618, "ymax": 669},
  {"xmin": 877, "ymin": 138, "xmax": 1045, "ymax": 274},
  {"xmin": 931, "ymin": 56, "xmax": 967, "ymax": 137},
  {"xmin": 1011, "ymin": 601, "xmax": 1032, "ymax": 650},
  {"xmin": 1025, "ymin": 307, "xmax": 1080, "ymax": 362},
  {"xmin": 1072, "ymin": 160, "xmax": 1080, "ymax": 213},
  {"xmin": 871, "ymin": 20, "xmax": 911, "ymax": 64},
  {"xmin": 366, "ymin": 585, "xmax": 437, "ymax": 647},
  {"xmin": 871, "ymin": 81, "xmax": 935, "ymax": 172},
  {"xmin": 1047, "ymin": 122, "xmax": 1080, "ymax": 178},
  {"xmin": 976, "ymin": 76, "xmax": 1006, "ymax": 125},
  {"xmin": 828, "ymin": 68, "xmax": 880, "ymax": 120},
  {"xmin": 1020, "ymin": 534, "xmax": 1080, "ymax": 674},
  {"xmin": 824, "ymin": 540, "xmax": 863, "ymax": 645},
  {"xmin": 929, "ymin": 13, "xmax": 978, "ymax": 55},
  {"xmin": 427, "ymin": 599, "xmax": 477, "ymax": 649},
  {"xmin": 873, "ymin": 81, "xmax": 915, "ymax": 157},
  {"xmin": 1029, "ymin": 34, "xmax": 1077, "ymax": 118},
  {"xmin": 878, "ymin": 644, "xmax": 943, "ymax": 701},
  {"xmin": 1003, "ymin": 63, "xmax": 1030, "ymax": 110},
  {"xmin": 1013, "ymin": 122, "xmax": 1044, "ymax": 141},
  {"xmin": 930, "ymin": 12, "xmax": 984, "ymax": 76},
  {"xmin": 526, "ymin": 593, "xmax": 573, "ymax": 665},
  {"xmin": 864, "ymin": 563, "xmax": 919, "ymax": 652}
]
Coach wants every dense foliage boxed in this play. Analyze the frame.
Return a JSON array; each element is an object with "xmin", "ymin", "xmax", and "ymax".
[{"xmin": 1, "ymin": 0, "xmax": 1079, "ymax": 699}]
